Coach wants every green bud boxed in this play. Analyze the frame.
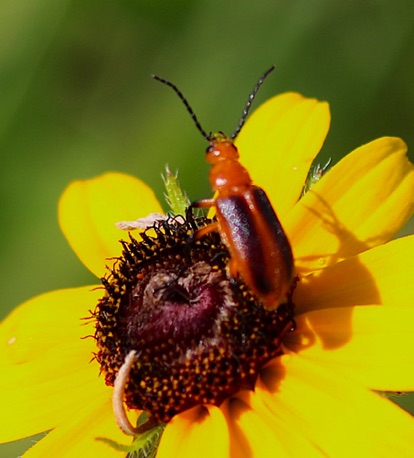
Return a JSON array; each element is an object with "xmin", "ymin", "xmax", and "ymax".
[
  {"xmin": 302, "ymin": 159, "xmax": 331, "ymax": 196},
  {"xmin": 162, "ymin": 165, "xmax": 191, "ymax": 216}
]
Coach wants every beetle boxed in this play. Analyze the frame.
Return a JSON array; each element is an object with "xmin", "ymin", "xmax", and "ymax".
[{"xmin": 152, "ymin": 66, "xmax": 294, "ymax": 310}]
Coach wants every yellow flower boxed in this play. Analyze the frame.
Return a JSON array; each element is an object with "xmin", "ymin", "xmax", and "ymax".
[{"xmin": 1, "ymin": 92, "xmax": 414, "ymax": 457}]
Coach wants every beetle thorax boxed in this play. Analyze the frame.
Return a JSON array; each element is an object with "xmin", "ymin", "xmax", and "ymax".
[{"xmin": 209, "ymin": 158, "xmax": 252, "ymax": 192}]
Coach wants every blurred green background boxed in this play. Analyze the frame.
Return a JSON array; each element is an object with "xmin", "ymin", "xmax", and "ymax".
[{"xmin": 1, "ymin": 0, "xmax": 413, "ymax": 456}]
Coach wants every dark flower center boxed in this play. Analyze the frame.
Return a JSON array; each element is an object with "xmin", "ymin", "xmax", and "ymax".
[{"xmin": 93, "ymin": 216, "xmax": 295, "ymax": 426}]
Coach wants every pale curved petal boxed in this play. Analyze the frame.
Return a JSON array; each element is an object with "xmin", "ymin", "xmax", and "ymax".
[
  {"xmin": 157, "ymin": 405, "xmax": 230, "ymax": 458},
  {"xmin": 236, "ymin": 92, "xmax": 330, "ymax": 219},
  {"xmin": 294, "ymin": 235, "xmax": 414, "ymax": 315},
  {"xmin": 59, "ymin": 172, "xmax": 163, "ymax": 278},
  {"xmin": 285, "ymin": 305, "xmax": 414, "ymax": 391},
  {"xmin": 258, "ymin": 355, "xmax": 414, "ymax": 456},
  {"xmin": 286, "ymin": 137, "xmax": 414, "ymax": 274}
]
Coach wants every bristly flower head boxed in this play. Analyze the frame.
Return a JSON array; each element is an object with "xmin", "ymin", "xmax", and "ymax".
[
  {"xmin": 94, "ymin": 214, "xmax": 295, "ymax": 431},
  {"xmin": 0, "ymin": 92, "xmax": 414, "ymax": 457}
]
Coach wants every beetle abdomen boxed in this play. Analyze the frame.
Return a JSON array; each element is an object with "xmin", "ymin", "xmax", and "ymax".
[{"xmin": 215, "ymin": 186, "xmax": 294, "ymax": 309}]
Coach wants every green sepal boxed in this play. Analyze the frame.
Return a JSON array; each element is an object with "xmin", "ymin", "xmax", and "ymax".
[
  {"xmin": 162, "ymin": 165, "xmax": 190, "ymax": 216},
  {"xmin": 96, "ymin": 422, "xmax": 165, "ymax": 458}
]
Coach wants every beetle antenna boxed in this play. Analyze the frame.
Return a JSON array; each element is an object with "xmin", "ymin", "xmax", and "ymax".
[
  {"xmin": 231, "ymin": 65, "xmax": 276, "ymax": 140},
  {"xmin": 152, "ymin": 74, "xmax": 209, "ymax": 141}
]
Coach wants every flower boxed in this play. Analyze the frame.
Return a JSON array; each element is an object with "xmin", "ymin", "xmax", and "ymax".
[{"xmin": 1, "ymin": 92, "xmax": 414, "ymax": 457}]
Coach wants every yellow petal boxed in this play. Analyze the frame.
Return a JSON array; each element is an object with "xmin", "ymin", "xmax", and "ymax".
[
  {"xmin": 22, "ymin": 397, "xmax": 125, "ymax": 458},
  {"xmin": 157, "ymin": 405, "xmax": 229, "ymax": 458},
  {"xmin": 295, "ymin": 235, "xmax": 414, "ymax": 314},
  {"xmin": 0, "ymin": 349, "xmax": 109, "ymax": 442},
  {"xmin": 286, "ymin": 137, "xmax": 414, "ymax": 273},
  {"xmin": 0, "ymin": 286, "xmax": 100, "ymax": 366},
  {"xmin": 258, "ymin": 355, "xmax": 414, "ymax": 456},
  {"xmin": 236, "ymin": 92, "xmax": 330, "ymax": 219},
  {"xmin": 285, "ymin": 305, "xmax": 414, "ymax": 391},
  {"xmin": 58, "ymin": 172, "xmax": 163, "ymax": 278},
  {"xmin": 0, "ymin": 287, "xmax": 108, "ymax": 442},
  {"xmin": 223, "ymin": 396, "xmax": 325, "ymax": 457}
]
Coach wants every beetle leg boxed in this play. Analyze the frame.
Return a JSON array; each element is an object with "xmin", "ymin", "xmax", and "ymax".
[
  {"xmin": 193, "ymin": 221, "xmax": 219, "ymax": 239},
  {"xmin": 186, "ymin": 198, "xmax": 216, "ymax": 220},
  {"xmin": 228, "ymin": 257, "xmax": 239, "ymax": 279},
  {"xmin": 190, "ymin": 198, "xmax": 216, "ymax": 209},
  {"xmin": 186, "ymin": 197, "xmax": 217, "ymax": 237},
  {"xmin": 186, "ymin": 199, "xmax": 219, "ymax": 241}
]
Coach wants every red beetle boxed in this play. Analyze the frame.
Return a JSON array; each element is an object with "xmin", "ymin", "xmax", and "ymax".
[{"xmin": 152, "ymin": 67, "xmax": 294, "ymax": 310}]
